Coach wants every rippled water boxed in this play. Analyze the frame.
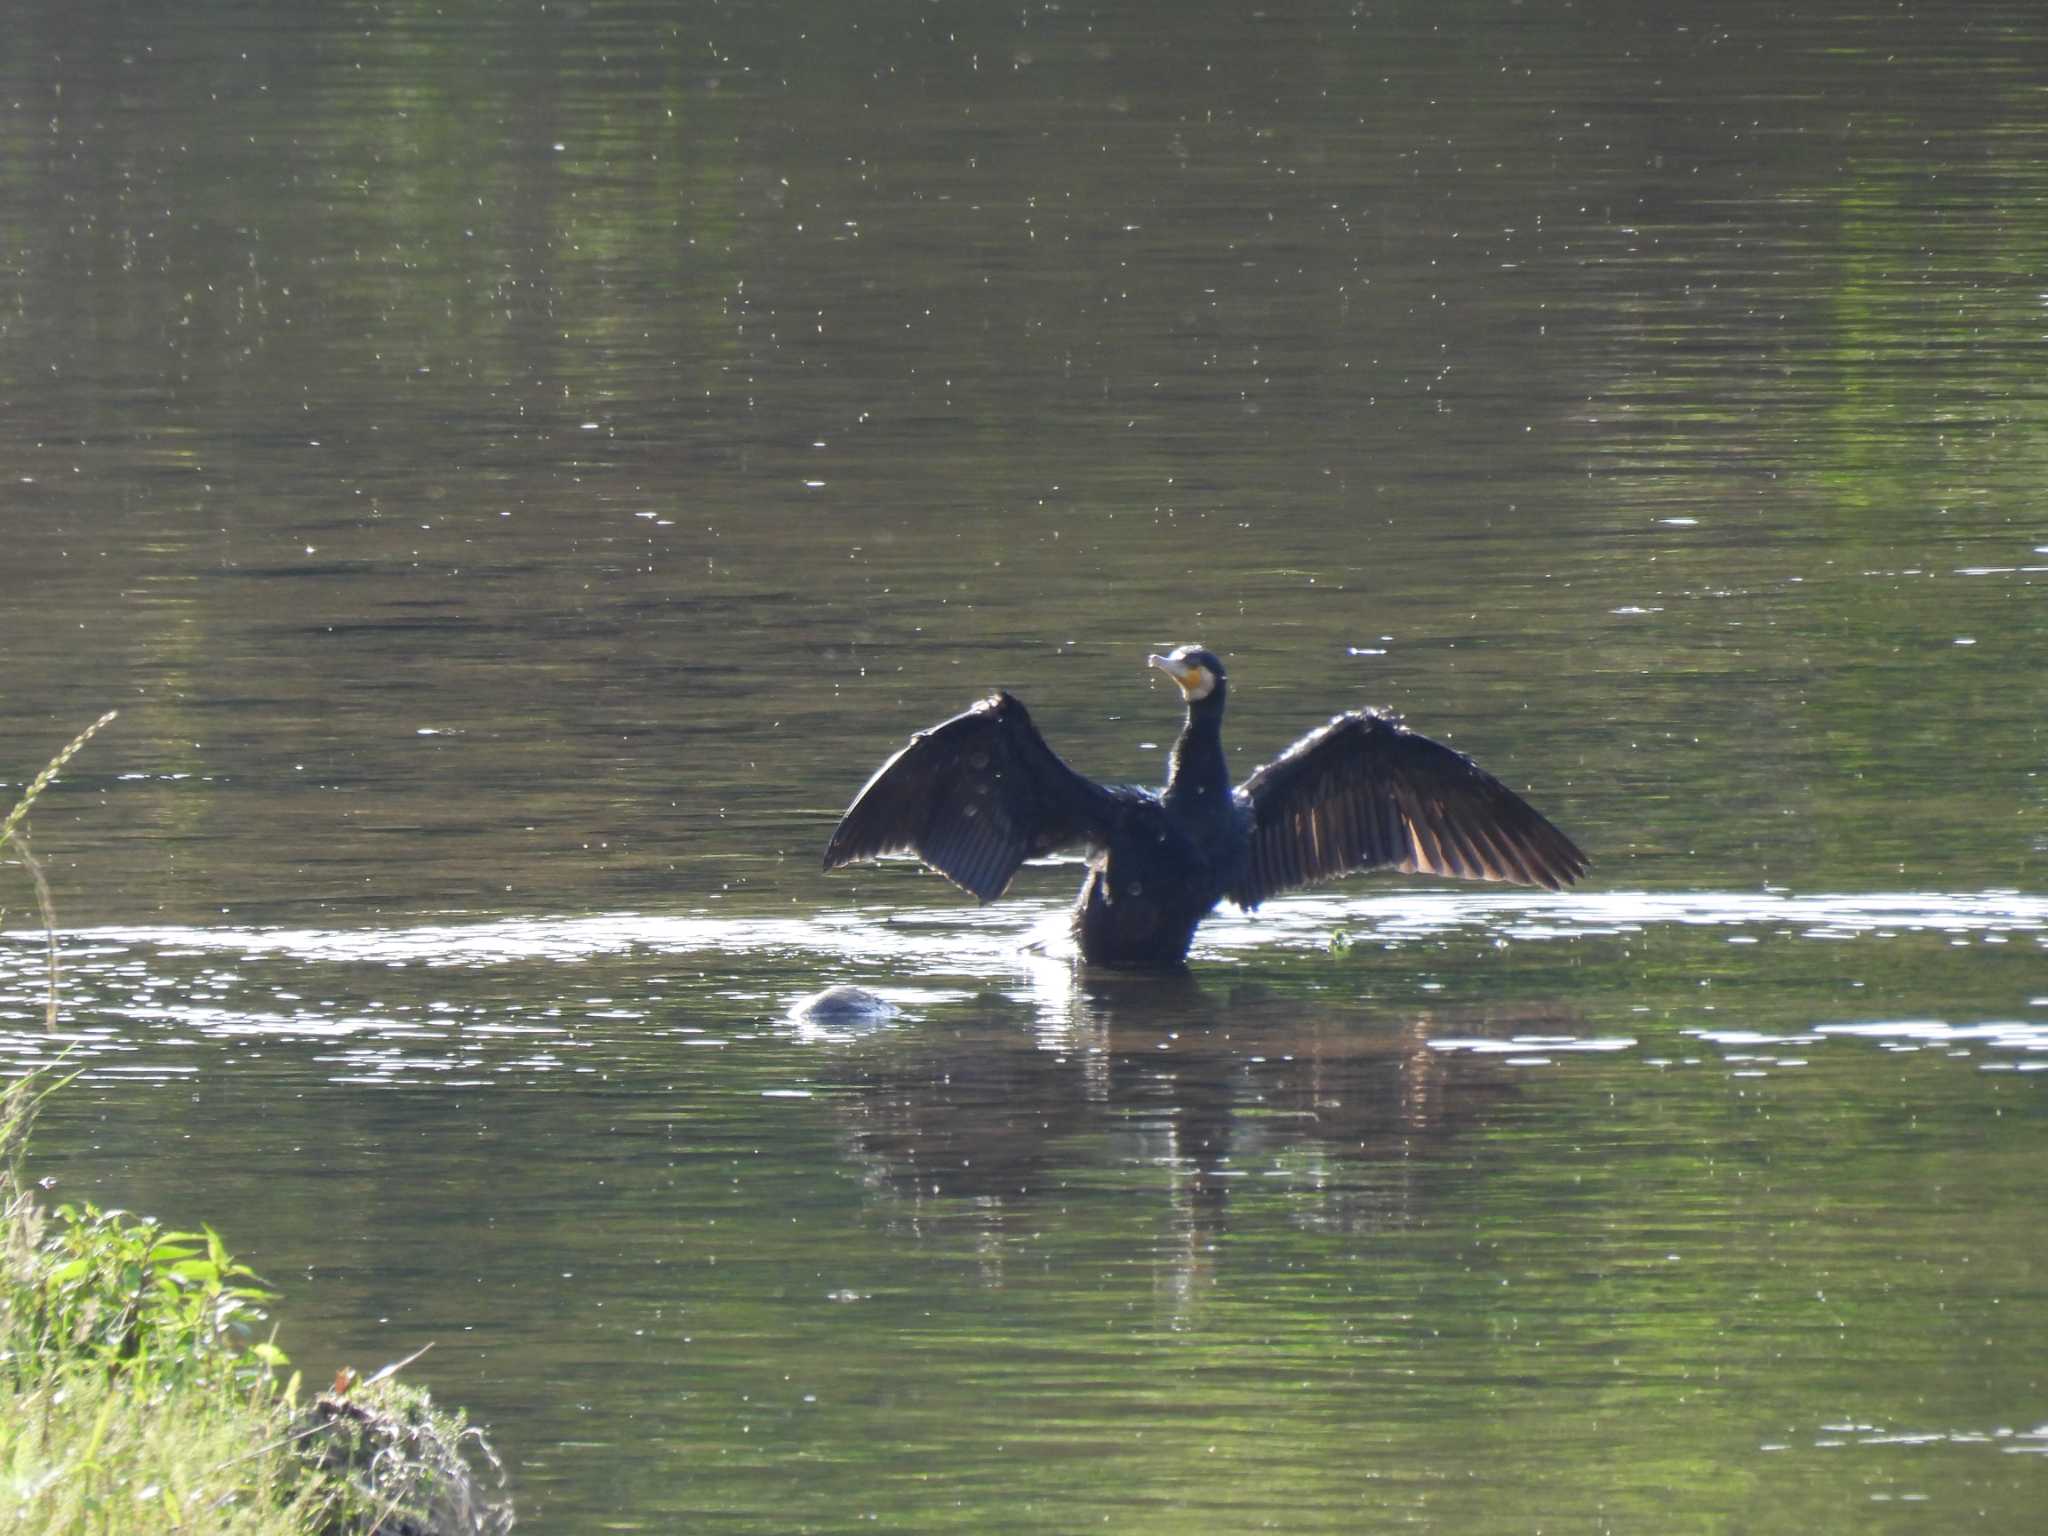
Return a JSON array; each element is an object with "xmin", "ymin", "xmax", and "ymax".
[
  {"xmin": 5, "ymin": 892, "xmax": 2046, "ymax": 1531},
  {"xmin": 6, "ymin": 0, "xmax": 2048, "ymax": 1530},
  {"xmin": 6, "ymin": 886, "xmax": 2046, "ymax": 1059}
]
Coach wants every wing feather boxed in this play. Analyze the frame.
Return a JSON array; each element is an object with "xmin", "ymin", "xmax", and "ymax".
[
  {"xmin": 822, "ymin": 693, "xmax": 1117, "ymax": 901},
  {"xmin": 1229, "ymin": 710, "xmax": 1587, "ymax": 909}
]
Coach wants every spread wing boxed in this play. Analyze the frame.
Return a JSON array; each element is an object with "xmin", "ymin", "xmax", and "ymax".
[
  {"xmin": 822, "ymin": 692, "xmax": 1120, "ymax": 901},
  {"xmin": 1229, "ymin": 711, "xmax": 1588, "ymax": 909}
]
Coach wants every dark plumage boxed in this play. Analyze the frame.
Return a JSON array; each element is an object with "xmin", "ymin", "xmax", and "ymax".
[{"xmin": 822, "ymin": 646, "xmax": 1587, "ymax": 969}]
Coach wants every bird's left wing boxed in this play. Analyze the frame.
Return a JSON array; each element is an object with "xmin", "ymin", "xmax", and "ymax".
[
  {"xmin": 1228, "ymin": 710, "xmax": 1587, "ymax": 909},
  {"xmin": 822, "ymin": 692, "xmax": 1119, "ymax": 901}
]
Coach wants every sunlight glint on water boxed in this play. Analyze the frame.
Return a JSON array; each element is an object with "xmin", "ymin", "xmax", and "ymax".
[{"xmin": 4, "ymin": 888, "xmax": 2042, "ymax": 1087}]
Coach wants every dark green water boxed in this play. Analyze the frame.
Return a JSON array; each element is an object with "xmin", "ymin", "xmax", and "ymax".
[{"xmin": 3, "ymin": 2, "xmax": 2045, "ymax": 1530}]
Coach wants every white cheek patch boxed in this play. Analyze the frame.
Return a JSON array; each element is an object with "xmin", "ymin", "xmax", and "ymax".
[{"xmin": 1182, "ymin": 666, "xmax": 1216, "ymax": 701}]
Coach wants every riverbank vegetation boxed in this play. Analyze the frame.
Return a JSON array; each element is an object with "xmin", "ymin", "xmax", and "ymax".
[{"xmin": 2, "ymin": 718, "xmax": 511, "ymax": 1534}]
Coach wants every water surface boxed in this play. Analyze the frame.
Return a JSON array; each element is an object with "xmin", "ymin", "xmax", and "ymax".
[{"xmin": 3, "ymin": 1, "xmax": 2045, "ymax": 1531}]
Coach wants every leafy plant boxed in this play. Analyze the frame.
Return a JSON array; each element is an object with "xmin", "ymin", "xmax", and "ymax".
[
  {"xmin": 3, "ymin": 1077, "xmax": 288, "ymax": 1399},
  {"xmin": 30, "ymin": 1205, "xmax": 287, "ymax": 1387},
  {"xmin": 1, "ymin": 718, "xmax": 513, "ymax": 1530}
]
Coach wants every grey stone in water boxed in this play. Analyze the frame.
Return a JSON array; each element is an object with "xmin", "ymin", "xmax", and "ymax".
[{"xmin": 791, "ymin": 984, "xmax": 899, "ymax": 1024}]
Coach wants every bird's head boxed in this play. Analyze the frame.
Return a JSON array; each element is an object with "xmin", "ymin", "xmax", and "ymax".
[{"xmin": 1148, "ymin": 645, "xmax": 1227, "ymax": 706}]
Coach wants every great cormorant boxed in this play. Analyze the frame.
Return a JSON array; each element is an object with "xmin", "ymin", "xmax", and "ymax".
[{"xmin": 822, "ymin": 645, "xmax": 1587, "ymax": 969}]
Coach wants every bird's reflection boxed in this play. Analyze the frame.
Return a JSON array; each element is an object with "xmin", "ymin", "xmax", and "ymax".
[{"xmin": 826, "ymin": 968, "xmax": 1580, "ymax": 1246}]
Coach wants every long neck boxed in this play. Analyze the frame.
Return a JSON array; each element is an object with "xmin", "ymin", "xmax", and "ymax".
[{"xmin": 1164, "ymin": 695, "xmax": 1231, "ymax": 816}]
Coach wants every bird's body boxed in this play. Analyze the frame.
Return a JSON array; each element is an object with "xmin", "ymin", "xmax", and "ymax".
[
  {"xmin": 1071, "ymin": 784, "xmax": 1239, "ymax": 968},
  {"xmin": 823, "ymin": 647, "xmax": 1587, "ymax": 969}
]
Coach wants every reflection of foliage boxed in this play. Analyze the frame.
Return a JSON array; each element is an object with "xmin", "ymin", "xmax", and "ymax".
[{"xmin": 7, "ymin": 2, "xmax": 2045, "ymax": 911}]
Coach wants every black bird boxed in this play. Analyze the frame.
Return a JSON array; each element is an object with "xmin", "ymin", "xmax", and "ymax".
[{"xmin": 822, "ymin": 646, "xmax": 1587, "ymax": 969}]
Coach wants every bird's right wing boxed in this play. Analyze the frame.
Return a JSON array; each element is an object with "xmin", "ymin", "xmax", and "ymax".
[
  {"xmin": 1228, "ymin": 710, "xmax": 1587, "ymax": 909},
  {"xmin": 822, "ymin": 692, "xmax": 1120, "ymax": 901}
]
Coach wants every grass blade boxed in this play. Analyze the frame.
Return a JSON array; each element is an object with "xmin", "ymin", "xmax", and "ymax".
[{"xmin": 0, "ymin": 709, "xmax": 118, "ymax": 853}]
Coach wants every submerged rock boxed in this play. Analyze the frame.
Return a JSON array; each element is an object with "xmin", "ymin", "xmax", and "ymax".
[{"xmin": 790, "ymin": 984, "xmax": 899, "ymax": 1025}]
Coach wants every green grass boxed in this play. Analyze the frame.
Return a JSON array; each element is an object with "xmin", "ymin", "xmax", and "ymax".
[
  {"xmin": 1, "ymin": 1047, "xmax": 510, "ymax": 1536},
  {"xmin": 0, "ymin": 712, "xmax": 117, "ymax": 859},
  {"xmin": 0, "ymin": 1363, "xmax": 333, "ymax": 1535},
  {"xmin": 0, "ymin": 1071, "xmax": 329, "ymax": 1534},
  {"xmin": 2, "ymin": 721, "xmax": 511, "ymax": 1535}
]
